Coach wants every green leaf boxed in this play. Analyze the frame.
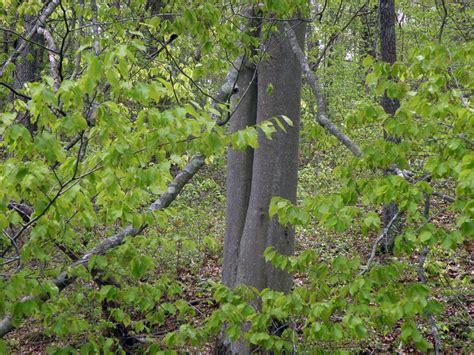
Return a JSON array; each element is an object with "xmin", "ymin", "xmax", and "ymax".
[
  {"xmin": 266, "ymin": 83, "xmax": 273, "ymax": 95},
  {"xmin": 0, "ymin": 340, "xmax": 7, "ymax": 354},
  {"xmin": 331, "ymin": 325, "xmax": 343, "ymax": 340},
  {"xmin": 366, "ymin": 72, "xmax": 378, "ymax": 86},
  {"xmin": 363, "ymin": 212, "xmax": 380, "ymax": 229},
  {"xmin": 362, "ymin": 55, "xmax": 374, "ymax": 69},
  {"xmin": 0, "ymin": 112, "xmax": 16, "ymax": 134},
  {"xmin": 106, "ymin": 68, "xmax": 120, "ymax": 89},
  {"xmin": 280, "ymin": 115, "xmax": 294, "ymax": 127},
  {"xmin": 419, "ymin": 231, "xmax": 432, "ymax": 243},
  {"xmin": 130, "ymin": 256, "xmax": 153, "ymax": 279}
]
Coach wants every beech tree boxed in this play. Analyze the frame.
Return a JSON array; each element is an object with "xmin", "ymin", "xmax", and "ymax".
[{"xmin": 224, "ymin": 19, "xmax": 305, "ymax": 292}]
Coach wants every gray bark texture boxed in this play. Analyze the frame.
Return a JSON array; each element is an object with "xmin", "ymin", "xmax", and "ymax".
[
  {"xmin": 380, "ymin": 0, "xmax": 402, "ymax": 254},
  {"xmin": 379, "ymin": 0, "xmax": 399, "ymax": 121},
  {"xmin": 12, "ymin": 20, "xmax": 43, "ymax": 90},
  {"xmin": 0, "ymin": 0, "xmax": 59, "ymax": 79},
  {"xmin": 223, "ymin": 56, "xmax": 257, "ymax": 288},
  {"xmin": 12, "ymin": 15, "xmax": 45, "ymax": 133},
  {"xmin": 234, "ymin": 19, "xmax": 306, "ymax": 293},
  {"xmin": 223, "ymin": 8, "xmax": 261, "ymax": 288},
  {"xmin": 221, "ymin": 19, "xmax": 305, "ymax": 355}
]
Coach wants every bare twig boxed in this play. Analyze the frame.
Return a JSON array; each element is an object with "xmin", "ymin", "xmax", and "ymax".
[
  {"xmin": 359, "ymin": 212, "xmax": 399, "ymax": 275},
  {"xmin": 310, "ymin": 1, "xmax": 370, "ymax": 70},
  {"xmin": 0, "ymin": 27, "xmax": 61, "ymax": 55},
  {"xmin": 11, "ymin": 162, "xmax": 102, "ymax": 244},
  {"xmin": 1, "ymin": 230, "xmax": 21, "ymax": 272},
  {"xmin": 165, "ymin": 46, "xmax": 227, "ymax": 105},
  {"xmin": 58, "ymin": 0, "xmax": 71, "ymax": 82},
  {"xmin": 0, "ymin": 81, "xmax": 31, "ymax": 100}
]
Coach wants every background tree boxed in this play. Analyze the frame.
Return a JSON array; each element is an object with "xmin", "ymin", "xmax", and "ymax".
[{"xmin": 379, "ymin": 0, "xmax": 402, "ymax": 254}]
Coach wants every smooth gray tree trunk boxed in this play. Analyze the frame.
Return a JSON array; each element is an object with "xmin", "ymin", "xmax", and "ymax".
[
  {"xmin": 234, "ymin": 20, "xmax": 305, "ymax": 293},
  {"xmin": 223, "ymin": 55, "xmax": 258, "ymax": 288},
  {"xmin": 223, "ymin": 5, "xmax": 261, "ymax": 289},
  {"xmin": 221, "ymin": 17, "xmax": 305, "ymax": 354}
]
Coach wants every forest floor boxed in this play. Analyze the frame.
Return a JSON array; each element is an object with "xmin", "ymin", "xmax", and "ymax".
[{"xmin": 5, "ymin": 152, "xmax": 473, "ymax": 354}]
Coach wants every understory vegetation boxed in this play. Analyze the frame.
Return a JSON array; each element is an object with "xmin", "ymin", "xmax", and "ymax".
[{"xmin": 5, "ymin": 148, "xmax": 472, "ymax": 353}]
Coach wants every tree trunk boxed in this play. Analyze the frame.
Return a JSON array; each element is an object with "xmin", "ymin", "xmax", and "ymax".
[
  {"xmin": 13, "ymin": 15, "xmax": 44, "ymax": 134},
  {"xmin": 379, "ymin": 0, "xmax": 401, "ymax": 254},
  {"xmin": 379, "ymin": 0, "xmax": 399, "ymax": 119},
  {"xmin": 222, "ymin": 14, "xmax": 305, "ymax": 353},
  {"xmin": 234, "ymin": 20, "xmax": 305, "ymax": 292},
  {"xmin": 223, "ymin": 56, "xmax": 258, "ymax": 289},
  {"xmin": 223, "ymin": 5, "xmax": 261, "ymax": 289}
]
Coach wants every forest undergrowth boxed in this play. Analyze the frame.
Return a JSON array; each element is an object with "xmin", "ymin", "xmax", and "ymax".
[{"xmin": 6, "ymin": 144, "xmax": 472, "ymax": 354}]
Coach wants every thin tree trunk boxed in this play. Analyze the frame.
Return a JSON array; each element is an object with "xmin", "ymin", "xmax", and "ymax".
[
  {"xmin": 379, "ymin": 0, "xmax": 401, "ymax": 254},
  {"xmin": 379, "ymin": 0, "xmax": 399, "ymax": 119}
]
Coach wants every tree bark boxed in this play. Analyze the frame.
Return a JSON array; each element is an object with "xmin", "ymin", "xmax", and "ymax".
[
  {"xmin": 221, "ymin": 16, "xmax": 305, "ymax": 353},
  {"xmin": 223, "ymin": 56, "xmax": 258, "ymax": 288},
  {"xmin": 12, "ymin": 15, "xmax": 45, "ymax": 134},
  {"xmin": 379, "ymin": 0, "xmax": 401, "ymax": 254},
  {"xmin": 234, "ymin": 19, "xmax": 305, "ymax": 293},
  {"xmin": 223, "ymin": 6, "xmax": 261, "ymax": 288},
  {"xmin": 379, "ymin": 0, "xmax": 399, "ymax": 120},
  {"xmin": 0, "ymin": 0, "xmax": 59, "ymax": 79}
]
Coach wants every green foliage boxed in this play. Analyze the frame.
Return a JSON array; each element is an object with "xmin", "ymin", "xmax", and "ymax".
[
  {"xmin": 259, "ymin": 39, "xmax": 472, "ymax": 353},
  {"xmin": 0, "ymin": 0, "xmax": 471, "ymax": 353}
]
